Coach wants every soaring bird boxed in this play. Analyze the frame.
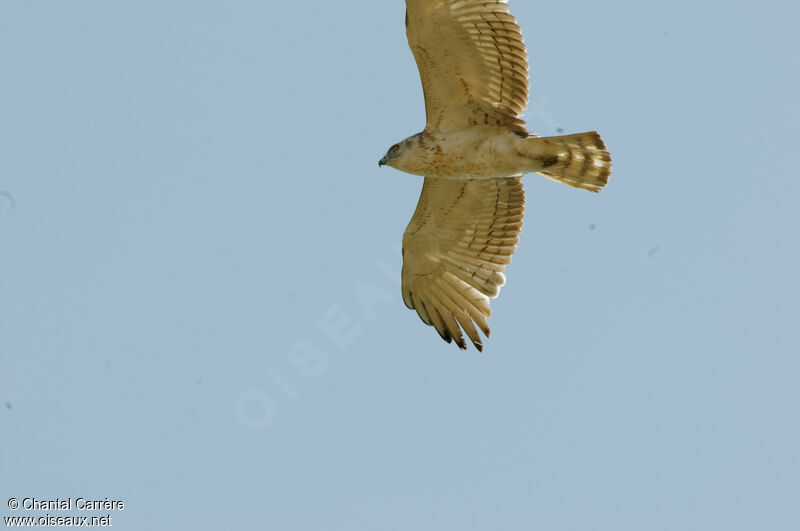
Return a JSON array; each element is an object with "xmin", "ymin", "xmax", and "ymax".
[{"xmin": 379, "ymin": 0, "xmax": 612, "ymax": 351}]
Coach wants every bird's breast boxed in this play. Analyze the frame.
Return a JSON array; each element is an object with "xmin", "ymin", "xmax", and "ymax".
[{"xmin": 401, "ymin": 128, "xmax": 531, "ymax": 179}]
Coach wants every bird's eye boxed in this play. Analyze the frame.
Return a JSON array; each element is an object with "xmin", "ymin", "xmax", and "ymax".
[{"xmin": 391, "ymin": 145, "xmax": 399, "ymax": 153}]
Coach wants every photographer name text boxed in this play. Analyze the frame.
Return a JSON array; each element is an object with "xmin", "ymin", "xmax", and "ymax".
[{"xmin": 10, "ymin": 498, "xmax": 124, "ymax": 511}]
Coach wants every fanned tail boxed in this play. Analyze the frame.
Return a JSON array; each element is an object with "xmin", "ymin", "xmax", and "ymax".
[{"xmin": 534, "ymin": 131, "xmax": 612, "ymax": 192}]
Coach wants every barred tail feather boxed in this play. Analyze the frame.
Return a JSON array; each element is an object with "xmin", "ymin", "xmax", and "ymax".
[{"xmin": 535, "ymin": 131, "xmax": 612, "ymax": 192}]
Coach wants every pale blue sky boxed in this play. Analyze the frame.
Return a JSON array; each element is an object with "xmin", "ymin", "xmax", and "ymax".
[{"xmin": 1, "ymin": 1, "xmax": 798, "ymax": 530}]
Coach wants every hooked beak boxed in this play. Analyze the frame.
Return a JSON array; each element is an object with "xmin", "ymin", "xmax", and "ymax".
[{"xmin": 378, "ymin": 155, "xmax": 389, "ymax": 167}]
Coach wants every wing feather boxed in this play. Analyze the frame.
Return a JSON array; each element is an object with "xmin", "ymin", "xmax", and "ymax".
[
  {"xmin": 405, "ymin": 0, "xmax": 530, "ymax": 133},
  {"xmin": 401, "ymin": 177, "xmax": 525, "ymax": 350}
]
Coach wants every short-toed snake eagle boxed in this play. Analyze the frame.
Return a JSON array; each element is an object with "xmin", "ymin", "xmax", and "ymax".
[{"xmin": 379, "ymin": 0, "xmax": 612, "ymax": 351}]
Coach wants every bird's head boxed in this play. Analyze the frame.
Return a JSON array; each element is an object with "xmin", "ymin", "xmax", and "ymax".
[
  {"xmin": 378, "ymin": 133, "xmax": 428, "ymax": 175},
  {"xmin": 378, "ymin": 141, "xmax": 406, "ymax": 169}
]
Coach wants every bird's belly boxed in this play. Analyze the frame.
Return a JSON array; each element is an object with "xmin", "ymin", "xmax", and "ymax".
[{"xmin": 420, "ymin": 130, "xmax": 531, "ymax": 179}]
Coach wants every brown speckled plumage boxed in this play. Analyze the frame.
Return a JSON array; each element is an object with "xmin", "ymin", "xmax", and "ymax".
[{"xmin": 381, "ymin": 0, "xmax": 613, "ymax": 351}]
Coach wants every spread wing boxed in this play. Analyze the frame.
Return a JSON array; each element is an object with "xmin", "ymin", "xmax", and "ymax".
[
  {"xmin": 405, "ymin": 0, "xmax": 530, "ymax": 134},
  {"xmin": 401, "ymin": 177, "xmax": 525, "ymax": 351}
]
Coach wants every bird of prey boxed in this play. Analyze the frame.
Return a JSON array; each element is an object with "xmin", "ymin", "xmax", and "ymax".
[{"xmin": 379, "ymin": 0, "xmax": 612, "ymax": 351}]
